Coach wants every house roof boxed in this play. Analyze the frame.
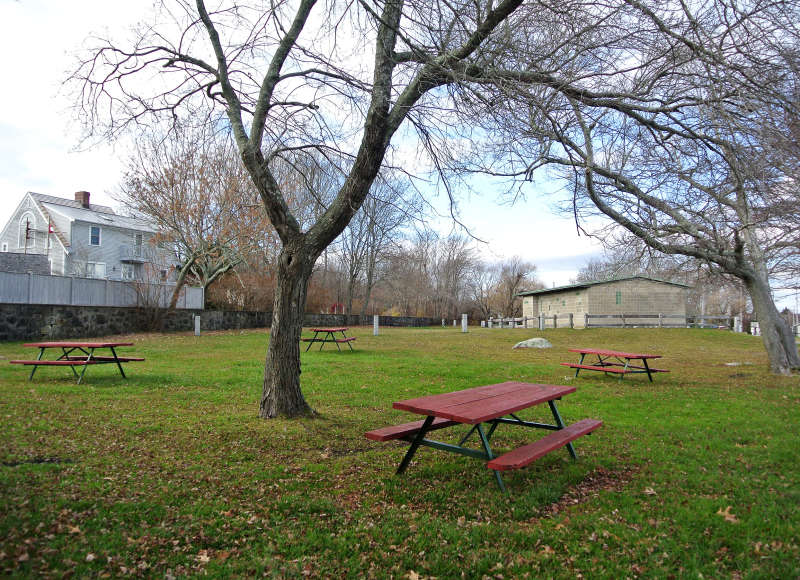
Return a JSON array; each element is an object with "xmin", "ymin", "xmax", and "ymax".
[
  {"xmin": 517, "ymin": 275, "xmax": 691, "ymax": 297},
  {"xmin": 30, "ymin": 192, "xmax": 158, "ymax": 234}
]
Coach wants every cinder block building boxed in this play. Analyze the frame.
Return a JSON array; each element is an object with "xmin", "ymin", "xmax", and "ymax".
[{"xmin": 518, "ymin": 276, "xmax": 689, "ymax": 328}]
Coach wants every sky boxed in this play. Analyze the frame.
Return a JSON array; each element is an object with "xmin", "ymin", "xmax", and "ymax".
[
  {"xmin": 0, "ymin": 0, "xmax": 606, "ymax": 292},
  {"xmin": 2, "ymin": 1, "xmax": 793, "ymax": 310}
]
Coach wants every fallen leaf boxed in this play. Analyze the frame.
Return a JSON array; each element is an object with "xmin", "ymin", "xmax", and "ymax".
[
  {"xmin": 716, "ymin": 506, "xmax": 739, "ymax": 523},
  {"xmin": 642, "ymin": 487, "xmax": 657, "ymax": 496},
  {"xmin": 86, "ymin": 553, "xmax": 96, "ymax": 562}
]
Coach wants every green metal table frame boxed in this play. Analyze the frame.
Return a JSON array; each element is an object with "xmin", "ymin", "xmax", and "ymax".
[
  {"xmin": 303, "ymin": 328, "xmax": 354, "ymax": 352},
  {"xmin": 573, "ymin": 351, "xmax": 657, "ymax": 381},
  {"xmin": 395, "ymin": 399, "xmax": 576, "ymax": 493},
  {"xmin": 29, "ymin": 345, "xmax": 128, "ymax": 384}
]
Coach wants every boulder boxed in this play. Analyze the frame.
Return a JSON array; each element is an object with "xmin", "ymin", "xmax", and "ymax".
[{"xmin": 512, "ymin": 337, "xmax": 552, "ymax": 349}]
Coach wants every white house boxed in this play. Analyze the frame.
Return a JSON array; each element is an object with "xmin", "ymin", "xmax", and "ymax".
[{"xmin": 0, "ymin": 191, "xmax": 173, "ymax": 281}]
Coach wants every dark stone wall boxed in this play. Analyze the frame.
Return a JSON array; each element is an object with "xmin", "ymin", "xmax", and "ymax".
[
  {"xmin": 0, "ymin": 253, "xmax": 50, "ymax": 275},
  {"xmin": 0, "ymin": 303, "xmax": 438, "ymax": 342}
]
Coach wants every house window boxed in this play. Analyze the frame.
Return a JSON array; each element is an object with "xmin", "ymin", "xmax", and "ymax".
[
  {"xmin": 1, "ymin": 242, "xmax": 7, "ymax": 252},
  {"xmin": 90, "ymin": 226, "xmax": 101, "ymax": 246},
  {"xmin": 19, "ymin": 213, "xmax": 35, "ymax": 249},
  {"xmin": 122, "ymin": 263, "xmax": 135, "ymax": 281},
  {"xmin": 87, "ymin": 262, "xmax": 106, "ymax": 279},
  {"xmin": 615, "ymin": 290, "xmax": 622, "ymax": 305}
]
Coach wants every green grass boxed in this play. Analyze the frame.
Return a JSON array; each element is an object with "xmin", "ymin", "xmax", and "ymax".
[{"xmin": 1, "ymin": 327, "xmax": 798, "ymax": 578}]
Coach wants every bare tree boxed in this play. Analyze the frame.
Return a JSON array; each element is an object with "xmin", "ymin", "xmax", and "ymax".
[
  {"xmin": 71, "ymin": 0, "xmax": 799, "ymax": 420},
  {"xmin": 432, "ymin": 0, "xmax": 800, "ymax": 374},
  {"xmin": 119, "ymin": 126, "xmax": 265, "ymax": 309}
]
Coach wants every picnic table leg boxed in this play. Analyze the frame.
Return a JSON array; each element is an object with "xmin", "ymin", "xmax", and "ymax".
[
  {"xmin": 396, "ymin": 416, "xmax": 435, "ymax": 475},
  {"xmin": 458, "ymin": 425, "xmax": 478, "ymax": 446},
  {"xmin": 59, "ymin": 347, "xmax": 81, "ymax": 380},
  {"xmin": 547, "ymin": 400, "xmax": 577, "ymax": 460},
  {"xmin": 109, "ymin": 346, "xmax": 127, "ymax": 379},
  {"xmin": 575, "ymin": 353, "xmax": 586, "ymax": 377},
  {"xmin": 341, "ymin": 330, "xmax": 354, "ymax": 351},
  {"xmin": 29, "ymin": 347, "xmax": 46, "ymax": 380},
  {"xmin": 305, "ymin": 331, "xmax": 318, "ymax": 352},
  {"xmin": 476, "ymin": 424, "xmax": 506, "ymax": 493},
  {"xmin": 619, "ymin": 357, "xmax": 630, "ymax": 381},
  {"xmin": 77, "ymin": 348, "xmax": 97, "ymax": 385},
  {"xmin": 333, "ymin": 332, "xmax": 342, "ymax": 351},
  {"xmin": 642, "ymin": 358, "xmax": 654, "ymax": 382}
]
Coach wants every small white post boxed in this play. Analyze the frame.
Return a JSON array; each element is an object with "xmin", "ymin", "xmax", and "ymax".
[
  {"xmin": 453, "ymin": 319, "xmax": 456, "ymax": 327},
  {"xmin": 373, "ymin": 314, "xmax": 379, "ymax": 336},
  {"xmin": 659, "ymin": 313, "xmax": 664, "ymax": 328},
  {"xmin": 539, "ymin": 313, "xmax": 544, "ymax": 330},
  {"xmin": 733, "ymin": 316, "xmax": 742, "ymax": 333},
  {"xmin": 481, "ymin": 320, "xmax": 485, "ymax": 327},
  {"xmin": 488, "ymin": 318, "xmax": 493, "ymax": 328},
  {"xmin": 194, "ymin": 315, "xmax": 201, "ymax": 336},
  {"xmin": 442, "ymin": 318, "xmax": 445, "ymax": 327},
  {"xmin": 569, "ymin": 313, "xmax": 574, "ymax": 329},
  {"xmin": 461, "ymin": 313, "xmax": 468, "ymax": 333}
]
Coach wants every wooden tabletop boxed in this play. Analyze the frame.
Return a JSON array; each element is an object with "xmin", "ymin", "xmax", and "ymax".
[
  {"xmin": 309, "ymin": 327, "xmax": 348, "ymax": 332},
  {"xmin": 568, "ymin": 348, "xmax": 661, "ymax": 359},
  {"xmin": 393, "ymin": 382, "xmax": 575, "ymax": 425},
  {"xmin": 23, "ymin": 342, "xmax": 135, "ymax": 348}
]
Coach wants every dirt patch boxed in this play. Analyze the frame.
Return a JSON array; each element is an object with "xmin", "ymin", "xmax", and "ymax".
[{"xmin": 539, "ymin": 465, "xmax": 639, "ymax": 517}]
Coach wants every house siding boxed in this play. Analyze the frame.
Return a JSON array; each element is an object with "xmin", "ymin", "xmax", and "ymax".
[
  {"xmin": 67, "ymin": 221, "xmax": 165, "ymax": 281},
  {"xmin": 1, "ymin": 193, "xmax": 170, "ymax": 282}
]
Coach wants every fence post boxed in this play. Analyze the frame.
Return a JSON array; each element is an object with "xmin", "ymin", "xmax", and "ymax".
[
  {"xmin": 569, "ymin": 313, "xmax": 573, "ymax": 329},
  {"xmin": 441, "ymin": 318, "xmax": 445, "ymax": 327},
  {"xmin": 584, "ymin": 313, "xmax": 588, "ymax": 328},
  {"xmin": 659, "ymin": 313, "xmax": 663, "ymax": 328},
  {"xmin": 194, "ymin": 315, "xmax": 201, "ymax": 336},
  {"xmin": 27, "ymin": 272, "xmax": 33, "ymax": 303},
  {"xmin": 488, "ymin": 317, "xmax": 493, "ymax": 328},
  {"xmin": 373, "ymin": 314, "xmax": 379, "ymax": 336},
  {"xmin": 70, "ymin": 276, "xmax": 75, "ymax": 305},
  {"xmin": 733, "ymin": 316, "xmax": 741, "ymax": 333},
  {"xmin": 462, "ymin": 313, "xmax": 468, "ymax": 333},
  {"xmin": 538, "ymin": 313, "xmax": 544, "ymax": 330},
  {"xmin": 481, "ymin": 320, "xmax": 485, "ymax": 328}
]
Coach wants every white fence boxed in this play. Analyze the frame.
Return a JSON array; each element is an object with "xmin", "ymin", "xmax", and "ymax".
[{"xmin": 0, "ymin": 271, "xmax": 203, "ymax": 310}]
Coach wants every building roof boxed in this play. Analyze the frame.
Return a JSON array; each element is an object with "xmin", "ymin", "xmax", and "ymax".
[
  {"xmin": 517, "ymin": 275, "xmax": 691, "ymax": 297},
  {"xmin": 30, "ymin": 192, "xmax": 158, "ymax": 234}
]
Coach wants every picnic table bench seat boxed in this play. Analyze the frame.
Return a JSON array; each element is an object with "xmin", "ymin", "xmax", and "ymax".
[
  {"xmin": 301, "ymin": 337, "xmax": 356, "ymax": 344},
  {"xmin": 487, "ymin": 419, "xmax": 603, "ymax": 471},
  {"xmin": 11, "ymin": 359, "xmax": 104, "ymax": 367},
  {"xmin": 365, "ymin": 417, "xmax": 459, "ymax": 441},
  {"xmin": 560, "ymin": 362, "xmax": 669, "ymax": 374}
]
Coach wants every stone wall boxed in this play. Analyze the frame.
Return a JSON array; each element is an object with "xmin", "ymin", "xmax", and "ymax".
[
  {"xmin": 0, "ymin": 303, "xmax": 437, "ymax": 342},
  {"xmin": 0, "ymin": 252, "xmax": 50, "ymax": 275}
]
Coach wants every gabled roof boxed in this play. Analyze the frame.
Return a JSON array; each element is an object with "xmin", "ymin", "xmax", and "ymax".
[
  {"xmin": 517, "ymin": 275, "xmax": 690, "ymax": 297},
  {"xmin": 30, "ymin": 192, "xmax": 158, "ymax": 234}
]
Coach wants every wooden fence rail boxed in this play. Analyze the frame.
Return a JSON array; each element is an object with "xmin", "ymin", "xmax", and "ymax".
[{"xmin": 484, "ymin": 313, "xmax": 734, "ymax": 330}]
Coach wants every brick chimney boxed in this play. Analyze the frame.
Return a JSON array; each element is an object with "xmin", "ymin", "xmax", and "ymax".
[{"xmin": 75, "ymin": 191, "xmax": 90, "ymax": 208}]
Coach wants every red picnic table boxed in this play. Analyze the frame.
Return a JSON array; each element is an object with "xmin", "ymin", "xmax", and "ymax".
[
  {"xmin": 561, "ymin": 347, "xmax": 668, "ymax": 381},
  {"xmin": 366, "ymin": 381, "xmax": 602, "ymax": 492},
  {"xmin": 301, "ymin": 327, "xmax": 356, "ymax": 351},
  {"xmin": 10, "ymin": 341, "xmax": 144, "ymax": 384}
]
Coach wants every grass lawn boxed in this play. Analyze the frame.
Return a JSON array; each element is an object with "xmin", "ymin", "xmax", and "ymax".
[{"xmin": 1, "ymin": 326, "xmax": 798, "ymax": 578}]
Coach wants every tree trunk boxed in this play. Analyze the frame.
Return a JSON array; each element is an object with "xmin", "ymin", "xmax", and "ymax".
[
  {"xmin": 168, "ymin": 260, "xmax": 195, "ymax": 310},
  {"xmin": 745, "ymin": 274, "xmax": 800, "ymax": 375},
  {"xmin": 259, "ymin": 243, "xmax": 315, "ymax": 418}
]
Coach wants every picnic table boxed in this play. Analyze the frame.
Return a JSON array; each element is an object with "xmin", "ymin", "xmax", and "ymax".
[
  {"xmin": 366, "ymin": 381, "xmax": 602, "ymax": 492},
  {"xmin": 301, "ymin": 327, "xmax": 356, "ymax": 351},
  {"xmin": 561, "ymin": 347, "xmax": 668, "ymax": 382},
  {"xmin": 10, "ymin": 341, "xmax": 144, "ymax": 384}
]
